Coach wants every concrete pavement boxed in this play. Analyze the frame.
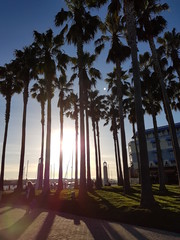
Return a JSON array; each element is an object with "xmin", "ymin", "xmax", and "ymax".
[{"xmin": 0, "ymin": 205, "xmax": 180, "ymax": 240}]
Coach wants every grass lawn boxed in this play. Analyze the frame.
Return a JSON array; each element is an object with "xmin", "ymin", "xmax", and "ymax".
[{"xmin": 2, "ymin": 184, "xmax": 180, "ymax": 233}]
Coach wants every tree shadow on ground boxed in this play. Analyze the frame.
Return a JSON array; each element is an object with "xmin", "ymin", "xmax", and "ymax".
[
  {"xmin": 56, "ymin": 211, "xmax": 150, "ymax": 240},
  {"xmin": 84, "ymin": 218, "xmax": 124, "ymax": 240},
  {"xmin": 0, "ymin": 208, "xmax": 41, "ymax": 240},
  {"xmin": 35, "ymin": 211, "xmax": 56, "ymax": 240},
  {"xmin": 0, "ymin": 205, "xmax": 13, "ymax": 215}
]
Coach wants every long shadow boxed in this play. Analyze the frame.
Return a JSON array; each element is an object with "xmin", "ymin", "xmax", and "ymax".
[
  {"xmin": 35, "ymin": 211, "xmax": 56, "ymax": 240},
  {"xmin": 56, "ymin": 211, "xmax": 148, "ymax": 240},
  {"xmin": 0, "ymin": 206, "xmax": 13, "ymax": 215},
  {"xmin": 122, "ymin": 223, "xmax": 149, "ymax": 240},
  {"xmin": 0, "ymin": 209, "xmax": 41, "ymax": 240},
  {"xmin": 56, "ymin": 211, "xmax": 123, "ymax": 240},
  {"xmin": 84, "ymin": 218, "xmax": 124, "ymax": 240}
]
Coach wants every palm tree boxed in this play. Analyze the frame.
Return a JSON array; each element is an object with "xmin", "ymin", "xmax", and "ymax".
[
  {"xmin": 139, "ymin": 52, "xmax": 167, "ymax": 193},
  {"xmin": 15, "ymin": 46, "xmax": 37, "ymax": 191},
  {"xmin": 156, "ymin": 46, "xmax": 180, "ymax": 114},
  {"xmin": 70, "ymin": 52, "xmax": 101, "ymax": 190},
  {"xmin": 0, "ymin": 62, "xmax": 22, "ymax": 191},
  {"xmin": 83, "ymin": 54, "xmax": 101, "ymax": 191},
  {"xmin": 31, "ymin": 78, "xmax": 47, "ymax": 190},
  {"xmin": 65, "ymin": 93, "xmax": 79, "ymax": 189},
  {"xmin": 95, "ymin": 1, "xmax": 131, "ymax": 193},
  {"xmin": 33, "ymin": 29, "xmax": 59, "ymax": 193},
  {"xmin": 55, "ymin": 74, "xmax": 73, "ymax": 192},
  {"xmin": 55, "ymin": 2, "xmax": 104, "ymax": 198},
  {"xmin": 123, "ymin": 86, "xmax": 141, "ymax": 183},
  {"xmin": 158, "ymin": 28, "xmax": 180, "ymax": 82},
  {"xmin": 136, "ymin": 0, "xmax": 180, "ymax": 186},
  {"xmin": 103, "ymin": 94, "xmax": 123, "ymax": 185},
  {"xmin": 89, "ymin": 90, "xmax": 105, "ymax": 188},
  {"xmin": 123, "ymin": 0, "xmax": 156, "ymax": 207}
]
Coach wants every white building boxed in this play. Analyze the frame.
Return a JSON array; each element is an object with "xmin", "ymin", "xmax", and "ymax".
[{"xmin": 128, "ymin": 122, "xmax": 180, "ymax": 183}]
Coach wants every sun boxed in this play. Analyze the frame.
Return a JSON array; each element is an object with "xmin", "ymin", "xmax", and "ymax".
[{"xmin": 50, "ymin": 128, "xmax": 75, "ymax": 179}]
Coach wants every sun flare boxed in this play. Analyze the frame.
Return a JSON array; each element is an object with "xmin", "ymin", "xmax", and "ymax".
[{"xmin": 50, "ymin": 128, "xmax": 75, "ymax": 179}]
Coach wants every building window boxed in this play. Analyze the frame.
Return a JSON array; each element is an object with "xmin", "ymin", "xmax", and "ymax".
[
  {"xmin": 152, "ymin": 142, "xmax": 156, "ymax": 148},
  {"xmin": 169, "ymin": 151, "xmax": 174, "ymax": 159},
  {"xmin": 167, "ymin": 139, "xmax": 172, "ymax": 146}
]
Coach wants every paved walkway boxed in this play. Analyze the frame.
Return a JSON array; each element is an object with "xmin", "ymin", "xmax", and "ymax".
[{"xmin": 0, "ymin": 205, "xmax": 180, "ymax": 240}]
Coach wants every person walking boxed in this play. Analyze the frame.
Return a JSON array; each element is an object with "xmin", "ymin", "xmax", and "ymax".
[{"xmin": 26, "ymin": 181, "xmax": 35, "ymax": 214}]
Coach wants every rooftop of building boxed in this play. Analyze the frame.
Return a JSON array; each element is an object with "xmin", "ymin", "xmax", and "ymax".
[{"xmin": 131, "ymin": 122, "xmax": 180, "ymax": 139}]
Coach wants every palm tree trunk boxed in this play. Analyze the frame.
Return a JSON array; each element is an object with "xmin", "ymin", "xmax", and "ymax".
[
  {"xmin": 77, "ymin": 38, "xmax": 86, "ymax": 198},
  {"xmin": 38, "ymin": 102, "xmax": 45, "ymax": 190},
  {"xmin": 17, "ymin": 81, "xmax": 29, "ymax": 191},
  {"xmin": 58, "ymin": 98, "xmax": 64, "ymax": 191},
  {"xmin": 0, "ymin": 97, "xmax": 11, "ymax": 191},
  {"xmin": 96, "ymin": 121, "xmax": 102, "ymax": 187},
  {"xmin": 92, "ymin": 119, "xmax": 100, "ymax": 188},
  {"xmin": 132, "ymin": 122, "xmax": 141, "ymax": 184},
  {"xmin": 151, "ymin": 109, "xmax": 167, "ymax": 193},
  {"xmin": 124, "ymin": 0, "xmax": 155, "ymax": 207},
  {"xmin": 113, "ymin": 133, "xmax": 120, "ymax": 185},
  {"xmin": 86, "ymin": 108, "xmax": 92, "ymax": 190},
  {"xmin": 74, "ymin": 110, "xmax": 79, "ymax": 189},
  {"xmin": 148, "ymin": 35, "xmax": 180, "ymax": 186},
  {"xmin": 116, "ymin": 59, "xmax": 130, "ymax": 193},
  {"xmin": 44, "ymin": 96, "xmax": 51, "ymax": 193},
  {"xmin": 116, "ymin": 133, "xmax": 124, "ymax": 186}
]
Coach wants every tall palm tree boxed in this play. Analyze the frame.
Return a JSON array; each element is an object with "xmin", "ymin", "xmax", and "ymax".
[
  {"xmin": 123, "ymin": 86, "xmax": 141, "ymax": 183},
  {"xmin": 136, "ymin": 0, "xmax": 180, "ymax": 186},
  {"xmin": 31, "ymin": 78, "xmax": 47, "ymax": 190},
  {"xmin": 156, "ymin": 46, "xmax": 180, "ymax": 114},
  {"xmin": 15, "ymin": 46, "xmax": 37, "ymax": 191},
  {"xmin": 103, "ymin": 49, "xmax": 131, "ymax": 192},
  {"xmin": 0, "ymin": 62, "xmax": 22, "ymax": 191},
  {"xmin": 158, "ymin": 28, "xmax": 180, "ymax": 82},
  {"xmin": 55, "ymin": 2, "xmax": 104, "ymax": 198},
  {"xmin": 65, "ymin": 92, "xmax": 79, "ymax": 189},
  {"xmin": 103, "ymin": 94, "xmax": 123, "ymax": 185},
  {"xmin": 33, "ymin": 29, "xmax": 59, "ymax": 193},
  {"xmin": 123, "ymin": 0, "xmax": 156, "ymax": 207},
  {"xmin": 70, "ymin": 52, "xmax": 101, "ymax": 190},
  {"xmin": 55, "ymin": 74, "xmax": 73, "ymax": 192},
  {"xmin": 139, "ymin": 52, "xmax": 167, "ymax": 192},
  {"xmin": 89, "ymin": 90, "xmax": 105, "ymax": 188},
  {"xmin": 83, "ymin": 54, "xmax": 101, "ymax": 190}
]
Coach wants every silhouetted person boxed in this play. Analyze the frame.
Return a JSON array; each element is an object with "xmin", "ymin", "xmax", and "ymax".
[{"xmin": 26, "ymin": 181, "xmax": 35, "ymax": 214}]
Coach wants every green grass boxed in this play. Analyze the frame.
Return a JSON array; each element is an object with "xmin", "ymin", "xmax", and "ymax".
[{"xmin": 2, "ymin": 184, "xmax": 180, "ymax": 233}]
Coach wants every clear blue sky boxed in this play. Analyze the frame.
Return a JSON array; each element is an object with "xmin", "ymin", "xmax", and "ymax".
[{"xmin": 0, "ymin": 0, "xmax": 179, "ymax": 180}]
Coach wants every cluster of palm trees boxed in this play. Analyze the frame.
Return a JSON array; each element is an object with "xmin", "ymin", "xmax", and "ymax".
[{"xmin": 0, "ymin": 0, "xmax": 179, "ymax": 207}]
